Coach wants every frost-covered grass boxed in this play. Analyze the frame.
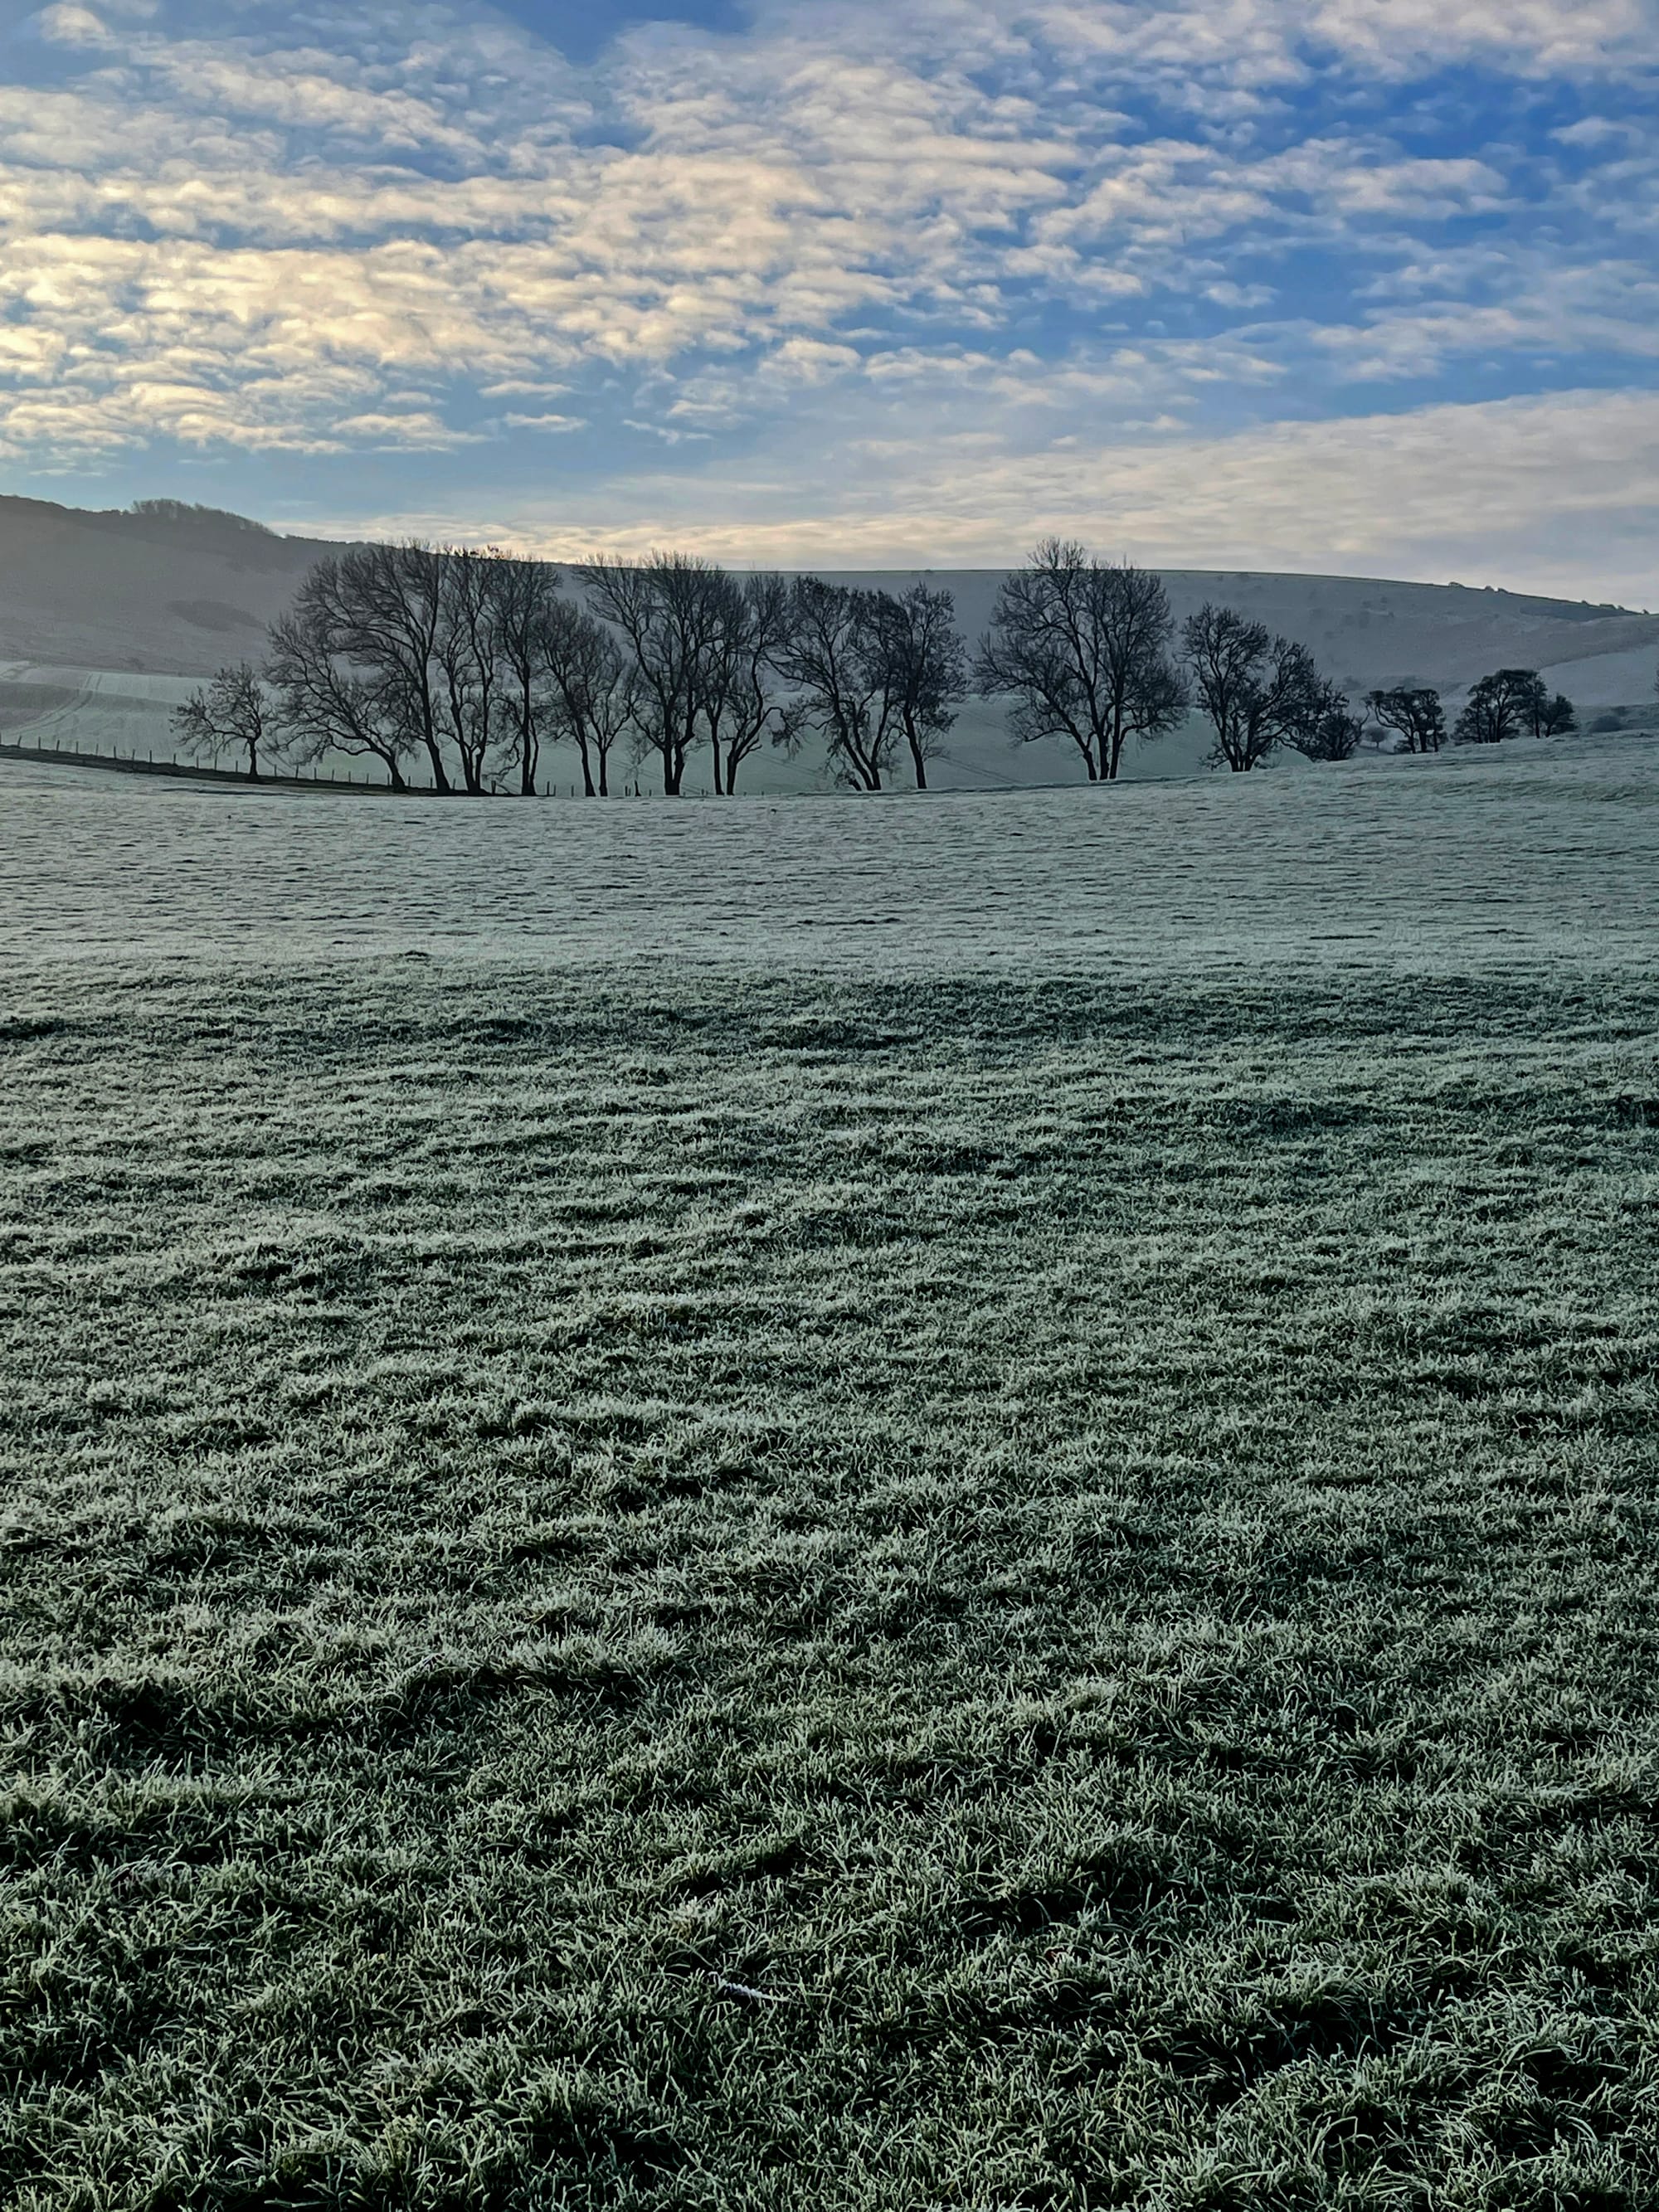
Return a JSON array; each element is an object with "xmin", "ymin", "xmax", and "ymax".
[
  {"xmin": 3, "ymin": 729, "xmax": 1657, "ymax": 972},
  {"xmin": 3, "ymin": 955, "xmax": 1659, "ymax": 2210}
]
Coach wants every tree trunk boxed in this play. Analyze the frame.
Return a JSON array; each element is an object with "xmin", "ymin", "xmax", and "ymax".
[{"xmin": 422, "ymin": 736, "xmax": 451, "ymax": 792}]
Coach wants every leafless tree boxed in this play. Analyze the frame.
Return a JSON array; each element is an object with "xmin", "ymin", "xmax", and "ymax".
[
  {"xmin": 863, "ymin": 583, "xmax": 967, "ymax": 790},
  {"xmin": 172, "ymin": 664, "xmax": 276, "ymax": 779},
  {"xmin": 577, "ymin": 552, "xmax": 728, "ymax": 795},
  {"xmin": 264, "ymin": 606, "xmax": 415, "ymax": 788},
  {"xmin": 703, "ymin": 572, "xmax": 805, "ymax": 795},
  {"xmin": 975, "ymin": 543, "xmax": 1186, "ymax": 783},
  {"xmin": 432, "ymin": 546, "xmax": 507, "ymax": 795},
  {"xmin": 777, "ymin": 578, "xmax": 901, "ymax": 791},
  {"xmin": 1367, "ymin": 687, "xmax": 1445, "ymax": 753},
  {"xmin": 485, "ymin": 554, "xmax": 560, "ymax": 796},
  {"xmin": 536, "ymin": 596, "xmax": 637, "ymax": 796},
  {"xmin": 285, "ymin": 544, "xmax": 451, "ymax": 789},
  {"xmin": 1183, "ymin": 605, "xmax": 1329, "ymax": 773}
]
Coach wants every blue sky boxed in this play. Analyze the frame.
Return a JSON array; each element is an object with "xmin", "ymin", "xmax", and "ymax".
[{"xmin": 0, "ymin": 0, "xmax": 1655, "ymax": 596}]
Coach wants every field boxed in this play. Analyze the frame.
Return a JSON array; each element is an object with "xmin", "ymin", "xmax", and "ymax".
[{"xmin": 3, "ymin": 737, "xmax": 1659, "ymax": 2208}]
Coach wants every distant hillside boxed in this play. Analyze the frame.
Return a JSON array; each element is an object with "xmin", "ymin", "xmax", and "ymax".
[
  {"xmin": 0, "ymin": 496, "xmax": 1654, "ymax": 791},
  {"xmin": 0, "ymin": 497, "xmax": 352, "ymax": 674},
  {"xmin": 805, "ymin": 570, "xmax": 1659, "ymax": 705}
]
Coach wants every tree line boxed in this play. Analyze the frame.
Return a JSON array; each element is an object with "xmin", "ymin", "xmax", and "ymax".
[{"xmin": 174, "ymin": 538, "xmax": 1577, "ymax": 793}]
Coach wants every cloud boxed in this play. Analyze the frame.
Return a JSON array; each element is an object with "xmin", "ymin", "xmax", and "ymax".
[
  {"xmin": 420, "ymin": 385, "xmax": 1657, "ymax": 608},
  {"xmin": 36, "ymin": 5, "xmax": 111, "ymax": 49},
  {"xmin": 0, "ymin": 0, "xmax": 1652, "ymax": 600}
]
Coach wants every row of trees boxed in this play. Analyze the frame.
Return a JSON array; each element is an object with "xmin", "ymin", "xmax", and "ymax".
[
  {"xmin": 180, "ymin": 545, "xmax": 971, "ymax": 796},
  {"xmin": 1360, "ymin": 670, "xmax": 1578, "ymax": 755},
  {"xmin": 174, "ymin": 539, "xmax": 1576, "ymax": 794}
]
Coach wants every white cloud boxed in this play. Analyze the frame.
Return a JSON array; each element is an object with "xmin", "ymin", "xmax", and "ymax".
[
  {"xmin": 36, "ymin": 5, "xmax": 111, "ymax": 49},
  {"xmin": 0, "ymin": 0, "xmax": 1652, "ymax": 600},
  {"xmin": 418, "ymin": 385, "xmax": 1657, "ymax": 607}
]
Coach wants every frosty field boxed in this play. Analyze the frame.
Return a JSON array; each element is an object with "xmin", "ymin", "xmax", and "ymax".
[
  {"xmin": 2, "ymin": 733, "xmax": 1656, "ymax": 972},
  {"xmin": 3, "ymin": 741, "xmax": 1659, "ymax": 2209}
]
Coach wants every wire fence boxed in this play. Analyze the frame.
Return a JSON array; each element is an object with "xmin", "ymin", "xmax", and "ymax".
[{"xmin": 0, "ymin": 737, "xmax": 651, "ymax": 798}]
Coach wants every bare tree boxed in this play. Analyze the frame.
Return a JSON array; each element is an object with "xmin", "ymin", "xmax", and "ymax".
[
  {"xmin": 172, "ymin": 664, "xmax": 275, "ymax": 779},
  {"xmin": 485, "ymin": 554, "xmax": 560, "ymax": 796},
  {"xmin": 777, "ymin": 578, "xmax": 900, "ymax": 791},
  {"xmin": 864, "ymin": 583, "xmax": 967, "ymax": 790},
  {"xmin": 577, "ymin": 553, "xmax": 728, "ymax": 795},
  {"xmin": 293, "ymin": 543, "xmax": 451, "ymax": 789},
  {"xmin": 1367, "ymin": 686, "xmax": 1445, "ymax": 753},
  {"xmin": 1182, "ymin": 605, "xmax": 1330, "ymax": 773},
  {"xmin": 975, "ymin": 543, "xmax": 1186, "ymax": 784},
  {"xmin": 537, "ymin": 596, "xmax": 637, "ymax": 796},
  {"xmin": 432, "ymin": 546, "xmax": 507, "ymax": 795},
  {"xmin": 703, "ymin": 572, "xmax": 805, "ymax": 795},
  {"xmin": 265, "ymin": 602, "xmax": 415, "ymax": 789}
]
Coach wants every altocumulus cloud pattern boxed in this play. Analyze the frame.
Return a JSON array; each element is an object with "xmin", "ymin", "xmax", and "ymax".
[{"xmin": 1, "ymin": 0, "xmax": 1655, "ymax": 594}]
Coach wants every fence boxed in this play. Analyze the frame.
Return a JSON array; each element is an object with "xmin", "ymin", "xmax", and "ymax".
[{"xmin": 0, "ymin": 738, "xmax": 649, "ymax": 797}]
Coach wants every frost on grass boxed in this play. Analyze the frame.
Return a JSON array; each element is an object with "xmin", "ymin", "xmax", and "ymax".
[{"xmin": 2, "ymin": 956, "xmax": 1658, "ymax": 2209}]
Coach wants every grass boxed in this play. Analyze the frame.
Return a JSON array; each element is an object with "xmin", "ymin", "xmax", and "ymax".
[{"xmin": 2, "ymin": 959, "xmax": 1658, "ymax": 2210}]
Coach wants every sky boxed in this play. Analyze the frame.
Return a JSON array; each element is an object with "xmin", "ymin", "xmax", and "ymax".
[{"xmin": 0, "ymin": 0, "xmax": 1656, "ymax": 597}]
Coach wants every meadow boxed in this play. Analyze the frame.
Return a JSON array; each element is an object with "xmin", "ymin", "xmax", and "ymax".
[{"xmin": 3, "ymin": 737, "xmax": 1658, "ymax": 2209}]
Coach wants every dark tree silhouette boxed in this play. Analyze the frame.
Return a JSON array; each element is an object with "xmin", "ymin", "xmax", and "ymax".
[
  {"xmin": 776, "ymin": 579, "xmax": 900, "ymax": 791},
  {"xmin": 1182, "ymin": 605, "xmax": 1329, "ymax": 772},
  {"xmin": 862, "ymin": 582, "xmax": 968, "ymax": 790},
  {"xmin": 1366, "ymin": 687, "xmax": 1446, "ymax": 753},
  {"xmin": 172, "ymin": 664, "xmax": 275, "ymax": 779},
  {"xmin": 321, "ymin": 542, "xmax": 451, "ymax": 789},
  {"xmin": 1453, "ymin": 668, "xmax": 1545, "ymax": 745},
  {"xmin": 703, "ymin": 573, "xmax": 805, "ymax": 795},
  {"xmin": 975, "ymin": 543, "xmax": 1185, "ymax": 783},
  {"xmin": 536, "ymin": 596, "xmax": 637, "ymax": 796},
  {"xmin": 434, "ymin": 546, "xmax": 507, "ymax": 795},
  {"xmin": 1535, "ymin": 689, "xmax": 1577, "ymax": 737},
  {"xmin": 484, "ymin": 554, "xmax": 560, "ymax": 796},
  {"xmin": 265, "ymin": 603, "xmax": 415, "ymax": 788},
  {"xmin": 1285, "ymin": 691, "xmax": 1365, "ymax": 761},
  {"xmin": 577, "ymin": 553, "xmax": 728, "ymax": 795}
]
